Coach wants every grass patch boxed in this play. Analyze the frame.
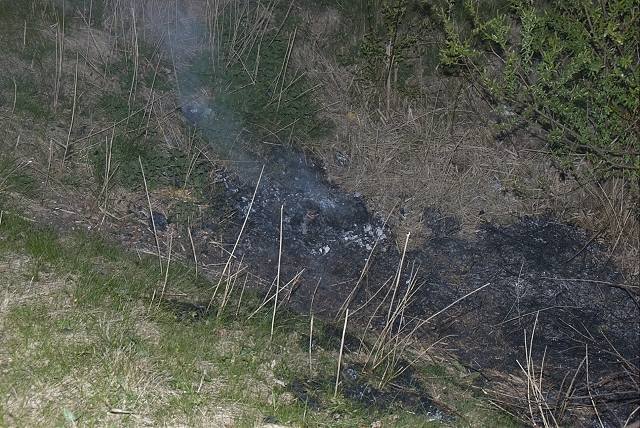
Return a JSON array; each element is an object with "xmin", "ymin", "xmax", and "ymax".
[
  {"xmin": 0, "ymin": 210, "xmax": 519, "ymax": 427},
  {"xmin": 179, "ymin": 0, "xmax": 333, "ymax": 148}
]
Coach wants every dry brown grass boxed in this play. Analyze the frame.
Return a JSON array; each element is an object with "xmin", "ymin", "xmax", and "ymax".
[{"xmin": 291, "ymin": 4, "xmax": 639, "ymax": 279}]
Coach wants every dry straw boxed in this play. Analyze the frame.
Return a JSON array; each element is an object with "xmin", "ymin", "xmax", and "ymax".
[{"xmin": 207, "ymin": 165, "xmax": 264, "ymax": 312}]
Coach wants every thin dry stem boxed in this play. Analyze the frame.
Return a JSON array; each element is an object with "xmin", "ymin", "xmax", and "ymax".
[
  {"xmin": 271, "ymin": 204, "xmax": 284, "ymax": 341},
  {"xmin": 188, "ymin": 225, "xmax": 198, "ymax": 277},
  {"xmin": 585, "ymin": 345, "xmax": 604, "ymax": 428},
  {"xmin": 218, "ymin": 257, "xmax": 246, "ymax": 316},
  {"xmin": 309, "ymin": 314, "xmax": 314, "ymax": 378},
  {"xmin": 139, "ymin": 156, "xmax": 163, "ymax": 270},
  {"xmin": 335, "ymin": 308, "xmax": 349, "ymax": 398},
  {"xmin": 11, "ymin": 78, "xmax": 17, "ymax": 115},
  {"xmin": 207, "ymin": 165, "xmax": 264, "ymax": 312},
  {"xmin": 157, "ymin": 231, "xmax": 173, "ymax": 307},
  {"xmin": 43, "ymin": 139, "xmax": 54, "ymax": 201},
  {"xmin": 60, "ymin": 52, "xmax": 79, "ymax": 175}
]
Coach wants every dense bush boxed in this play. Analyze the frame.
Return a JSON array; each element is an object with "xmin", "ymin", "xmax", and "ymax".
[{"xmin": 439, "ymin": 0, "xmax": 639, "ymax": 185}]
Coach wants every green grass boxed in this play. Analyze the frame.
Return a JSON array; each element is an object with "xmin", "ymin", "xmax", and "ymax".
[{"xmin": 0, "ymin": 211, "xmax": 520, "ymax": 427}]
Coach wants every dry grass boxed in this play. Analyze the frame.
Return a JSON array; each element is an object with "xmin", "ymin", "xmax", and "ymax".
[{"xmin": 291, "ymin": 4, "xmax": 639, "ymax": 278}]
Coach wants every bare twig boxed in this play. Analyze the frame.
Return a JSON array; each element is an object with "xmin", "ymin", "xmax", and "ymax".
[
  {"xmin": 187, "ymin": 225, "xmax": 198, "ymax": 277},
  {"xmin": 60, "ymin": 52, "xmax": 79, "ymax": 175},
  {"xmin": 585, "ymin": 345, "xmax": 605, "ymax": 428},
  {"xmin": 309, "ymin": 314, "xmax": 314, "ymax": 378}
]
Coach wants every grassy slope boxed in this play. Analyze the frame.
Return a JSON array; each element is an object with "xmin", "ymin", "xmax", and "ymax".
[
  {"xmin": 0, "ymin": 1, "xmax": 523, "ymax": 427},
  {"xmin": 0, "ymin": 211, "xmax": 520, "ymax": 427},
  {"xmin": 3, "ymin": 0, "xmax": 636, "ymax": 427}
]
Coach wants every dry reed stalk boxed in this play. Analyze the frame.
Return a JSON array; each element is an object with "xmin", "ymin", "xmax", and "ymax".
[
  {"xmin": 218, "ymin": 256, "xmax": 246, "ymax": 316},
  {"xmin": 386, "ymin": 232, "xmax": 410, "ymax": 327},
  {"xmin": 0, "ymin": 160, "xmax": 30, "ymax": 195},
  {"xmin": 43, "ymin": 139, "xmax": 54, "ymax": 201},
  {"xmin": 337, "ymin": 204, "xmax": 396, "ymax": 321},
  {"xmin": 235, "ymin": 274, "xmax": 249, "ymax": 317},
  {"xmin": 516, "ymin": 312, "xmax": 558, "ymax": 428},
  {"xmin": 225, "ymin": 1, "xmax": 252, "ymax": 68},
  {"xmin": 555, "ymin": 351, "xmax": 585, "ymax": 420},
  {"xmin": 309, "ymin": 314, "xmax": 314, "ymax": 378},
  {"xmin": 364, "ymin": 275, "xmax": 396, "ymax": 331},
  {"xmin": 205, "ymin": 0, "xmax": 219, "ymax": 64},
  {"xmin": 71, "ymin": 93, "xmax": 171, "ymax": 145},
  {"xmin": 362, "ymin": 281, "xmax": 493, "ymax": 380},
  {"xmin": 365, "ymin": 233, "xmax": 412, "ymax": 370},
  {"xmin": 128, "ymin": 7, "xmax": 139, "ymax": 110},
  {"xmin": 271, "ymin": 204, "xmax": 284, "ymax": 341},
  {"xmin": 147, "ymin": 288, "xmax": 157, "ymax": 315},
  {"xmin": 247, "ymin": 269, "xmax": 304, "ymax": 320},
  {"xmin": 584, "ymin": 178, "xmax": 640, "ymax": 277},
  {"xmin": 144, "ymin": 56, "xmax": 162, "ymax": 131},
  {"xmin": 207, "ymin": 165, "xmax": 264, "ymax": 312},
  {"xmin": 187, "ymin": 225, "xmax": 198, "ymax": 277},
  {"xmin": 369, "ymin": 264, "xmax": 422, "ymax": 375},
  {"xmin": 60, "ymin": 53, "xmax": 79, "ymax": 175},
  {"xmin": 139, "ymin": 156, "xmax": 163, "ymax": 270},
  {"xmin": 282, "ymin": 269, "xmax": 304, "ymax": 306},
  {"xmin": 22, "ymin": 20, "xmax": 26, "ymax": 52},
  {"xmin": 335, "ymin": 308, "xmax": 349, "ymax": 398},
  {"xmin": 53, "ymin": 5, "xmax": 65, "ymax": 111},
  {"xmin": 273, "ymin": 28, "xmax": 296, "ymax": 114},
  {"xmin": 97, "ymin": 129, "xmax": 116, "ymax": 211},
  {"xmin": 11, "ymin": 78, "xmax": 17, "ymax": 115},
  {"xmin": 80, "ymin": 1, "xmax": 107, "ymax": 68},
  {"xmin": 625, "ymin": 410, "xmax": 640, "ymax": 428},
  {"xmin": 375, "ymin": 290, "xmax": 419, "ymax": 369},
  {"xmin": 585, "ymin": 345, "xmax": 605, "ymax": 428},
  {"xmin": 184, "ymin": 146, "xmax": 205, "ymax": 189},
  {"xmin": 157, "ymin": 231, "xmax": 173, "ymax": 307},
  {"xmin": 384, "ymin": 282, "xmax": 491, "ymax": 364},
  {"xmin": 399, "ymin": 282, "xmax": 492, "ymax": 345}
]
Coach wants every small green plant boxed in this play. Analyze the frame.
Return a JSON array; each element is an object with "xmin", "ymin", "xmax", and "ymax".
[
  {"xmin": 0, "ymin": 157, "xmax": 37, "ymax": 198},
  {"xmin": 93, "ymin": 138, "xmax": 223, "ymax": 227}
]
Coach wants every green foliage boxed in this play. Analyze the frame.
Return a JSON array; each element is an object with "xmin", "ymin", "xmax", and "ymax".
[
  {"xmin": 92, "ymin": 136, "xmax": 223, "ymax": 228},
  {"xmin": 179, "ymin": 0, "xmax": 331, "ymax": 146},
  {"xmin": 439, "ymin": 0, "xmax": 640, "ymax": 184},
  {"xmin": 4, "ymin": 75, "xmax": 55, "ymax": 121},
  {"xmin": 0, "ymin": 1, "xmax": 53, "ymax": 27},
  {"xmin": 144, "ymin": 66, "xmax": 172, "ymax": 92},
  {"xmin": 23, "ymin": 227, "xmax": 60, "ymax": 262},
  {"xmin": 358, "ymin": 0, "xmax": 442, "ymax": 95},
  {"xmin": 0, "ymin": 157, "xmax": 37, "ymax": 198}
]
